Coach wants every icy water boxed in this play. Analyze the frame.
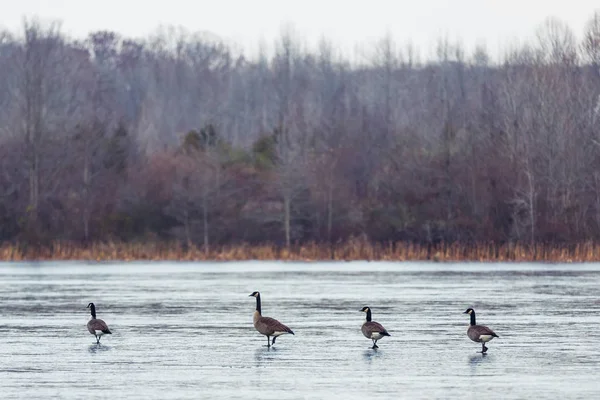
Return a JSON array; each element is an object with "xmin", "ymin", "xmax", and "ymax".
[{"xmin": 0, "ymin": 262, "xmax": 599, "ymax": 399}]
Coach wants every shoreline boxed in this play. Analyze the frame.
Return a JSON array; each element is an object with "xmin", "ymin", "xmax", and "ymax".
[{"xmin": 0, "ymin": 240, "xmax": 597, "ymax": 262}]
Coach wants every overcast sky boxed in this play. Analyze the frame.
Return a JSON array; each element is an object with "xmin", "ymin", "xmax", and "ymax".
[{"xmin": 1, "ymin": 0, "xmax": 598, "ymax": 59}]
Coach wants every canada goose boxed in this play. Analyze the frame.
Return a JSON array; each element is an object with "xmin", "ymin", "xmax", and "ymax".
[
  {"xmin": 360, "ymin": 306, "xmax": 390, "ymax": 349},
  {"xmin": 463, "ymin": 307, "xmax": 499, "ymax": 353},
  {"xmin": 249, "ymin": 291, "xmax": 294, "ymax": 347},
  {"xmin": 87, "ymin": 302, "xmax": 112, "ymax": 344}
]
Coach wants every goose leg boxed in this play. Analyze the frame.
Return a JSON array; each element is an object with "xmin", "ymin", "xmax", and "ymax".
[
  {"xmin": 481, "ymin": 343, "xmax": 487, "ymax": 353},
  {"xmin": 267, "ymin": 336, "xmax": 271, "ymax": 347},
  {"xmin": 372, "ymin": 340, "xmax": 379, "ymax": 349},
  {"xmin": 272, "ymin": 336, "xmax": 277, "ymax": 345}
]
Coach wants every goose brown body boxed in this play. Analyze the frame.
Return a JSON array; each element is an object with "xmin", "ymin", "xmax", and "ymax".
[
  {"xmin": 87, "ymin": 318, "xmax": 112, "ymax": 335},
  {"xmin": 249, "ymin": 291, "xmax": 294, "ymax": 347},
  {"xmin": 467, "ymin": 324, "xmax": 498, "ymax": 343},
  {"xmin": 253, "ymin": 313, "xmax": 294, "ymax": 337}
]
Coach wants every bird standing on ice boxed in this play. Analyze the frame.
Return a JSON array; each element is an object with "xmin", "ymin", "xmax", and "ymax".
[
  {"xmin": 360, "ymin": 306, "xmax": 391, "ymax": 349},
  {"xmin": 249, "ymin": 291, "xmax": 294, "ymax": 347},
  {"xmin": 463, "ymin": 307, "xmax": 499, "ymax": 353},
  {"xmin": 87, "ymin": 302, "xmax": 112, "ymax": 344}
]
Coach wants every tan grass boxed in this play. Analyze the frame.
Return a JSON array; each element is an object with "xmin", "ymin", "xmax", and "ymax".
[{"xmin": 0, "ymin": 239, "xmax": 598, "ymax": 262}]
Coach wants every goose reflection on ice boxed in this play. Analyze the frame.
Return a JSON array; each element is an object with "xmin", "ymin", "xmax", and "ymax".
[
  {"xmin": 254, "ymin": 346, "xmax": 278, "ymax": 363},
  {"xmin": 88, "ymin": 344, "xmax": 111, "ymax": 354},
  {"xmin": 468, "ymin": 352, "xmax": 492, "ymax": 374},
  {"xmin": 363, "ymin": 348, "xmax": 382, "ymax": 363}
]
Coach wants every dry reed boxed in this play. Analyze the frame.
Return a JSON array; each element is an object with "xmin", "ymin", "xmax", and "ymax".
[{"xmin": 0, "ymin": 239, "xmax": 598, "ymax": 262}]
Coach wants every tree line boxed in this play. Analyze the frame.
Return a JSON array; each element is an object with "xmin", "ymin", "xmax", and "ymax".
[{"xmin": 1, "ymin": 13, "xmax": 600, "ymax": 248}]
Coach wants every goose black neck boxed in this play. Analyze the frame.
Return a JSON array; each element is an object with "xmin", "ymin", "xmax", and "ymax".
[
  {"xmin": 470, "ymin": 312, "xmax": 476, "ymax": 326},
  {"xmin": 90, "ymin": 304, "xmax": 96, "ymax": 319},
  {"xmin": 255, "ymin": 294, "xmax": 261, "ymax": 314},
  {"xmin": 365, "ymin": 309, "xmax": 372, "ymax": 322}
]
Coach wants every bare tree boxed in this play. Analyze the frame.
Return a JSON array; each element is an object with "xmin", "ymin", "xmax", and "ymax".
[
  {"xmin": 13, "ymin": 19, "xmax": 64, "ymax": 234},
  {"xmin": 536, "ymin": 17, "xmax": 578, "ymax": 65},
  {"xmin": 583, "ymin": 11, "xmax": 600, "ymax": 67},
  {"xmin": 166, "ymin": 125, "xmax": 235, "ymax": 251},
  {"xmin": 68, "ymin": 33, "xmax": 122, "ymax": 241},
  {"xmin": 268, "ymin": 29, "xmax": 312, "ymax": 248}
]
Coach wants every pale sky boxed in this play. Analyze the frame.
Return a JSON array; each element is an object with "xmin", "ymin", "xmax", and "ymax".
[{"xmin": 1, "ymin": 0, "xmax": 598, "ymax": 60}]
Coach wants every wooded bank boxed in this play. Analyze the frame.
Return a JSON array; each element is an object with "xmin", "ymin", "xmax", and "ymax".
[{"xmin": 1, "ymin": 14, "xmax": 600, "ymax": 250}]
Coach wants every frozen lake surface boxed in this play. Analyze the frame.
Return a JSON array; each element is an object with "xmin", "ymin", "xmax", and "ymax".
[{"xmin": 0, "ymin": 261, "xmax": 599, "ymax": 399}]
